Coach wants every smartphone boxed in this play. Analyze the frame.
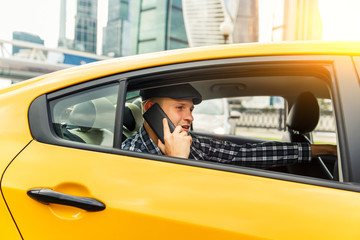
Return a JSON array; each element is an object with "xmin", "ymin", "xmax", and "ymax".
[{"xmin": 143, "ymin": 103, "xmax": 176, "ymax": 144}]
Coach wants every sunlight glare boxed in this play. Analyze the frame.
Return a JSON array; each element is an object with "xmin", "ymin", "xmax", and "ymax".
[{"xmin": 319, "ymin": 0, "xmax": 360, "ymax": 40}]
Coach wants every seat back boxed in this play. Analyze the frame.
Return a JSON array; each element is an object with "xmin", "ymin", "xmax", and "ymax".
[{"xmin": 281, "ymin": 92, "xmax": 334, "ymax": 178}]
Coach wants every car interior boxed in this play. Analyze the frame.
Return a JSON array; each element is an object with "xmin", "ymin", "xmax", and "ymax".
[
  {"xmin": 49, "ymin": 60, "xmax": 338, "ymax": 182},
  {"xmin": 123, "ymin": 61, "xmax": 338, "ymax": 181}
]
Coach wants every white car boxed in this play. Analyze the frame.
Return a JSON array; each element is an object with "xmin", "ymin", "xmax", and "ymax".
[{"xmin": 192, "ymin": 98, "xmax": 240, "ymax": 135}]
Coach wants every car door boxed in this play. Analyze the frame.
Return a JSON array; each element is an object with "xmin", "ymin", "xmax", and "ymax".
[
  {"xmin": 2, "ymin": 59, "xmax": 360, "ymax": 240},
  {"xmin": 5, "ymin": 137, "xmax": 360, "ymax": 239}
]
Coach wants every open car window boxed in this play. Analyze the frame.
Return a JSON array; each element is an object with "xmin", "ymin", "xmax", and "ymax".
[
  {"xmin": 192, "ymin": 96, "xmax": 286, "ymax": 139},
  {"xmin": 313, "ymin": 98, "xmax": 336, "ymax": 144},
  {"xmin": 30, "ymin": 55, "xmax": 341, "ymax": 185},
  {"xmin": 121, "ymin": 58, "xmax": 341, "ymax": 184}
]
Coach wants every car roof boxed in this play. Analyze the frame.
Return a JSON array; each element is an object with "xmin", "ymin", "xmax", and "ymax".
[{"xmin": 1, "ymin": 41, "xmax": 360, "ymax": 95}]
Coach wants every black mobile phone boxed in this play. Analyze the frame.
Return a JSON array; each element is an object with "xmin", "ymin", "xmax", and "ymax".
[{"xmin": 143, "ymin": 103, "xmax": 176, "ymax": 144}]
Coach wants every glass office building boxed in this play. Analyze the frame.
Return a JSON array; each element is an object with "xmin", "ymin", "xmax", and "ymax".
[
  {"xmin": 103, "ymin": 0, "xmax": 130, "ymax": 57},
  {"xmin": 134, "ymin": 0, "xmax": 188, "ymax": 54},
  {"xmin": 74, "ymin": 0, "xmax": 98, "ymax": 54},
  {"xmin": 103, "ymin": 0, "xmax": 188, "ymax": 56},
  {"xmin": 12, "ymin": 32, "xmax": 44, "ymax": 55}
]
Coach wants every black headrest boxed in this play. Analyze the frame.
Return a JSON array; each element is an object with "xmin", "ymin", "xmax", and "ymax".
[
  {"xmin": 123, "ymin": 106, "xmax": 136, "ymax": 131},
  {"xmin": 122, "ymin": 102, "xmax": 143, "ymax": 138},
  {"xmin": 286, "ymin": 92, "xmax": 319, "ymax": 133},
  {"xmin": 69, "ymin": 98, "xmax": 116, "ymax": 131}
]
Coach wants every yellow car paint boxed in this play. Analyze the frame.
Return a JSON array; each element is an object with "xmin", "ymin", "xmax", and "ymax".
[{"xmin": 1, "ymin": 42, "xmax": 360, "ymax": 239}]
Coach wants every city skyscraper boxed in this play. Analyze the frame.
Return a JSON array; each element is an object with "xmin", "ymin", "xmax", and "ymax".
[
  {"xmin": 232, "ymin": 0, "xmax": 258, "ymax": 43},
  {"xmin": 58, "ymin": 0, "xmax": 74, "ymax": 49},
  {"xmin": 102, "ymin": 0, "xmax": 130, "ymax": 57},
  {"xmin": 283, "ymin": 0, "xmax": 322, "ymax": 41},
  {"xmin": 102, "ymin": 0, "xmax": 188, "ymax": 56},
  {"xmin": 12, "ymin": 32, "xmax": 44, "ymax": 55},
  {"xmin": 183, "ymin": 0, "xmax": 258, "ymax": 47},
  {"xmin": 74, "ymin": 0, "xmax": 98, "ymax": 54},
  {"xmin": 133, "ymin": 0, "xmax": 188, "ymax": 54}
]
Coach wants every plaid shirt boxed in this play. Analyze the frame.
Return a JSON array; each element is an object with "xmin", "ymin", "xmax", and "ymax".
[{"xmin": 121, "ymin": 126, "xmax": 312, "ymax": 168}]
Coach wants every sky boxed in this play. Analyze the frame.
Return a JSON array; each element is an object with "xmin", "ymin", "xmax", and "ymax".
[
  {"xmin": 1, "ymin": 0, "xmax": 360, "ymax": 54},
  {"xmin": 1, "ymin": 0, "xmax": 360, "ymax": 89},
  {"xmin": 0, "ymin": 0, "xmax": 108, "ymax": 53},
  {"xmin": 0, "ymin": 0, "xmax": 286, "ymax": 53},
  {"xmin": 319, "ymin": 0, "xmax": 360, "ymax": 40}
]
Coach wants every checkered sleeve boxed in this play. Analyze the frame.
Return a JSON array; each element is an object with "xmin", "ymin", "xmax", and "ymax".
[
  {"xmin": 191, "ymin": 136, "xmax": 312, "ymax": 168},
  {"xmin": 121, "ymin": 133, "xmax": 142, "ymax": 152}
]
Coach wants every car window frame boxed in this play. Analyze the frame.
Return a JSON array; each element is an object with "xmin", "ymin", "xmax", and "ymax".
[
  {"xmin": 29, "ymin": 75, "xmax": 127, "ymax": 152},
  {"xmin": 28, "ymin": 55, "xmax": 360, "ymax": 192},
  {"xmin": 332, "ymin": 56, "xmax": 360, "ymax": 183}
]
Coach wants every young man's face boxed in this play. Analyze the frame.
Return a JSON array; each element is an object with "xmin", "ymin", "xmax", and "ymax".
[{"xmin": 160, "ymin": 98, "xmax": 194, "ymax": 132}]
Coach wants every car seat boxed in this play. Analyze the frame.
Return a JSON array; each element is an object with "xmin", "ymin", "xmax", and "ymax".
[{"xmin": 282, "ymin": 92, "xmax": 336, "ymax": 179}]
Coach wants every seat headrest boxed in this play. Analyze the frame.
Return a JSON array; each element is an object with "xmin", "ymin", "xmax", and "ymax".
[
  {"xmin": 69, "ymin": 101, "xmax": 96, "ymax": 130},
  {"xmin": 91, "ymin": 98, "xmax": 116, "ymax": 129},
  {"xmin": 69, "ymin": 99, "xmax": 143, "ymax": 137},
  {"xmin": 69, "ymin": 98, "xmax": 116, "ymax": 131},
  {"xmin": 123, "ymin": 102, "xmax": 143, "ymax": 137},
  {"xmin": 286, "ymin": 92, "xmax": 319, "ymax": 133}
]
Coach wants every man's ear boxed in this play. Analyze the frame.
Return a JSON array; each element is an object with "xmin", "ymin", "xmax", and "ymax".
[{"xmin": 144, "ymin": 101, "xmax": 155, "ymax": 111}]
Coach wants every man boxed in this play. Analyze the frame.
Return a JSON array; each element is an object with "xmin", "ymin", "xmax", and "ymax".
[{"xmin": 122, "ymin": 84, "xmax": 337, "ymax": 168}]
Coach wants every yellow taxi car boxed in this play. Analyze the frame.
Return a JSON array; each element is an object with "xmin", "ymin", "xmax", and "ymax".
[{"xmin": 1, "ymin": 41, "xmax": 360, "ymax": 239}]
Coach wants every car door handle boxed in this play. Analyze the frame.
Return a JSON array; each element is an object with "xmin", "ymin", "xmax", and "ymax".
[{"xmin": 27, "ymin": 188, "xmax": 106, "ymax": 212}]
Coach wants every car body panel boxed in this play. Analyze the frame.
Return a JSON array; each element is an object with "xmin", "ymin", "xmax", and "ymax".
[
  {"xmin": 3, "ymin": 140, "xmax": 360, "ymax": 239},
  {"xmin": 0, "ymin": 202, "xmax": 22, "ymax": 240},
  {"xmin": 0, "ymin": 90, "xmax": 34, "ymax": 239},
  {"xmin": 0, "ymin": 90, "xmax": 34, "ymax": 169},
  {"xmin": 1, "ymin": 42, "xmax": 360, "ymax": 239}
]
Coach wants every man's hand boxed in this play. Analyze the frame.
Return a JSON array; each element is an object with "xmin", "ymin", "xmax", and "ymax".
[
  {"xmin": 311, "ymin": 144, "xmax": 337, "ymax": 157},
  {"xmin": 157, "ymin": 118, "xmax": 192, "ymax": 159}
]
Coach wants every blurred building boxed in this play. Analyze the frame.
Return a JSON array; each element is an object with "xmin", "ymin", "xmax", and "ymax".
[
  {"xmin": 102, "ymin": 0, "xmax": 131, "ymax": 57},
  {"xmin": 232, "ymin": 0, "xmax": 258, "ymax": 43},
  {"xmin": 57, "ymin": 0, "xmax": 102, "ymax": 65},
  {"xmin": 74, "ymin": 0, "xmax": 98, "ymax": 53},
  {"xmin": 12, "ymin": 32, "xmax": 44, "ymax": 55},
  {"xmin": 183, "ymin": 0, "xmax": 226, "ymax": 46},
  {"xmin": 58, "ymin": 0, "xmax": 74, "ymax": 49},
  {"xmin": 182, "ymin": 0, "xmax": 258, "ymax": 47},
  {"xmin": 132, "ymin": 0, "xmax": 188, "ymax": 54},
  {"xmin": 283, "ymin": 0, "xmax": 322, "ymax": 40},
  {"xmin": 102, "ymin": 0, "xmax": 188, "ymax": 56}
]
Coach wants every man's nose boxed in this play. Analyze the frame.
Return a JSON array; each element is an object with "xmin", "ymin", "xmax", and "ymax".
[{"xmin": 184, "ymin": 110, "xmax": 194, "ymax": 122}]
